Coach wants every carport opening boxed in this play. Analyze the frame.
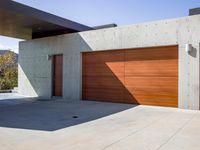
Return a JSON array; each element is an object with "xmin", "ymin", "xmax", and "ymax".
[{"xmin": 0, "ymin": 35, "xmax": 23, "ymax": 93}]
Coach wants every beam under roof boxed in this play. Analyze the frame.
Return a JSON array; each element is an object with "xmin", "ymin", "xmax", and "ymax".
[{"xmin": 0, "ymin": 0, "xmax": 93, "ymax": 39}]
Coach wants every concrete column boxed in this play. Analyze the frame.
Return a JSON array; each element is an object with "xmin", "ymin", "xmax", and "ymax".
[{"xmin": 179, "ymin": 43, "xmax": 199, "ymax": 110}]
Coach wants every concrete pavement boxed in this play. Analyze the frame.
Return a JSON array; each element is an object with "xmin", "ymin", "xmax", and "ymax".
[{"xmin": 0, "ymin": 97, "xmax": 199, "ymax": 150}]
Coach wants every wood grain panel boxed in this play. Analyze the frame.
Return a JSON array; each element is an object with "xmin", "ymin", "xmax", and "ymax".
[
  {"xmin": 83, "ymin": 88, "xmax": 124, "ymax": 103},
  {"xmin": 125, "ymin": 77, "xmax": 178, "ymax": 106},
  {"xmin": 82, "ymin": 50, "xmax": 125, "ymax": 103},
  {"xmin": 125, "ymin": 46, "xmax": 178, "ymax": 61},
  {"xmin": 82, "ymin": 50, "xmax": 124, "ymax": 64},
  {"xmin": 53, "ymin": 55, "xmax": 63, "ymax": 97},
  {"xmin": 83, "ymin": 76, "xmax": 124, "ymax": 89},
  {"xmin": 82, "ymin": 63, "xmax": 124, "ymax": 77},
  {"xmin": 125, "ymin": 60, "xmax": 178, "ymax": 77},
  {"xmin": 125, "ymin": 46, "xmax": 178, "ymax": 107},
  {"xmin": 82, "ymin": 46, "xmax": 178, "ymax": 107}
]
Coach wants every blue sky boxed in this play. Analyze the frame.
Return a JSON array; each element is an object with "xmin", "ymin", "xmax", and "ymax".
[{"xmin": 0, "ymin": 0, "xmax": 199, "ymax": 53}]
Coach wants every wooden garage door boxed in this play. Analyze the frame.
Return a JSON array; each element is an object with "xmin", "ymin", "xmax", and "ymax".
[{"xmin": 82, "ymin": 46, "xmax": 178, "ymax": 107}]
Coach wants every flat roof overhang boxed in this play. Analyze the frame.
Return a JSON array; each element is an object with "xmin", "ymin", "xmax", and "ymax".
[{"xmin": 0, "ymin": 0, "xmax": 93, "ymax": 39}]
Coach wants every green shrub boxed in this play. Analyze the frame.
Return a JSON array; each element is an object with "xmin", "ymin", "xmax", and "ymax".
[{"xmin": 0, "ymin": 52, "xmax": 18, "ymax": 90}]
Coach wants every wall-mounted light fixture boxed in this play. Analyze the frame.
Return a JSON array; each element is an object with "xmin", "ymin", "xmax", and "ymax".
[
  {"xmin": 185, "ymin": 44, "xmax": 193, "ymax": 53},
  {"xmin": 47, "ymin": 55, "xmax": 52, "ymax": 60}
]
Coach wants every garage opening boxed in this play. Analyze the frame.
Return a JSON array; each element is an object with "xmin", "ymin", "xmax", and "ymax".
[{"xmin": 82, "ymin": 45, "xmax": 178, "ymax": 107}]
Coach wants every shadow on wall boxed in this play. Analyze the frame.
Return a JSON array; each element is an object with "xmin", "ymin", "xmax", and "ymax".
[
  {"xmin": 18, "ymin": 65, "xmax": 38, "ymax": 97},
  {"xmin": 18, "ymin": 34, "xmax": 93, "ymax": 99},
  {"xmin": 0, "ymin": 99, "xmax": 135, "ymax": 131}
]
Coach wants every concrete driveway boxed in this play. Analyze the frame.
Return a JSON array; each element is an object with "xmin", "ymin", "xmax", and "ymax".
[{"xmin": 0, "ymin": 95, "xmax": 200, "ymax": 150}]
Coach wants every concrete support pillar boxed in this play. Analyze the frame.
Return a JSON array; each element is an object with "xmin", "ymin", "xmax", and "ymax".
[{"xmin": 179, "ymin": 43, "xmax": 199, "ymax": 110}]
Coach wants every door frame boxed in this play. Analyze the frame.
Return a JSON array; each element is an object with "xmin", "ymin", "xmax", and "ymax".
[{"xmin": 51, "ymin": 54, "xmax": 63, "ymax": 98}]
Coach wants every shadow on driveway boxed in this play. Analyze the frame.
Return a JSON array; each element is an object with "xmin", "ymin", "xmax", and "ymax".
[{"xmin": 0, "ymin": 95, "xmax": 135, "ymax": 131}]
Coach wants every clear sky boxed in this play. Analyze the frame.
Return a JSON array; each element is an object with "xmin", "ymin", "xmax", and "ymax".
[{"xmin": 0, "ymin": 0, "xmax": 199, "ymax": 53}]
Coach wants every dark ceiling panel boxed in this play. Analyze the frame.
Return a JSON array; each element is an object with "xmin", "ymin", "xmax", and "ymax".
[{"xmin": 0, "ymin": 0, "xmax": 93, "ymax": 39}]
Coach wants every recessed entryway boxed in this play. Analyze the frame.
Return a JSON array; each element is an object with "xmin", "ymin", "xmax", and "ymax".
[{"xmin": 82, "ymin": 45, "xmax": 178, "ymax": 107}]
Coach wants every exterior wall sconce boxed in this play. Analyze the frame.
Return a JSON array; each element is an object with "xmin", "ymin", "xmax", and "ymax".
[
  {"xmin": 47, "ymin": 55, "xmax": 52, "ymax": 60},
  {"xmin": 185, "ymin": 44, "xmax": 193, "ymax": 53}
]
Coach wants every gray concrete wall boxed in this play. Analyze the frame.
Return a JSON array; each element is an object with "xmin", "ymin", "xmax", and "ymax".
[{"xmin": 18, "ymin": 15, "xmax": 200, "ymax": 110}]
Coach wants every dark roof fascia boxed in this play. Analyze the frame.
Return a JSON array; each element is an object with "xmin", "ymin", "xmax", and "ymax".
[
  {"xmin": 189, "ymin": 8, "xmax": 200, "ymax": 16},
  {"xmin": 0, "ymin": 0, "xmax": 93, "ymax": 32}
]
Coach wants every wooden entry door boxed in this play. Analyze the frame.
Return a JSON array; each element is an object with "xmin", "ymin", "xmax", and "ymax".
[{"xmin": 53, "ymin": 55, "xmax": 63, "ymax": 97}]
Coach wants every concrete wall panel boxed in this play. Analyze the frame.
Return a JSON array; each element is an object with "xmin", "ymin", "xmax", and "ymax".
[{"xmin": 18, "ymin": 15, "xmax": 200, "ymax": 109}]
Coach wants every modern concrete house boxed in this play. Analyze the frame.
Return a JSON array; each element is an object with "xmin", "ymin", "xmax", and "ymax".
[{"xmin": 0, "ymin": 1, "xmax": 200, "ymax": 110}]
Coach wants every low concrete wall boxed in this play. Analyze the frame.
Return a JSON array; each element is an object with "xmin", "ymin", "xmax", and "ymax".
[{"xmin": 19, "ymin": 15, "xmax": 200, "ymax": 110}]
